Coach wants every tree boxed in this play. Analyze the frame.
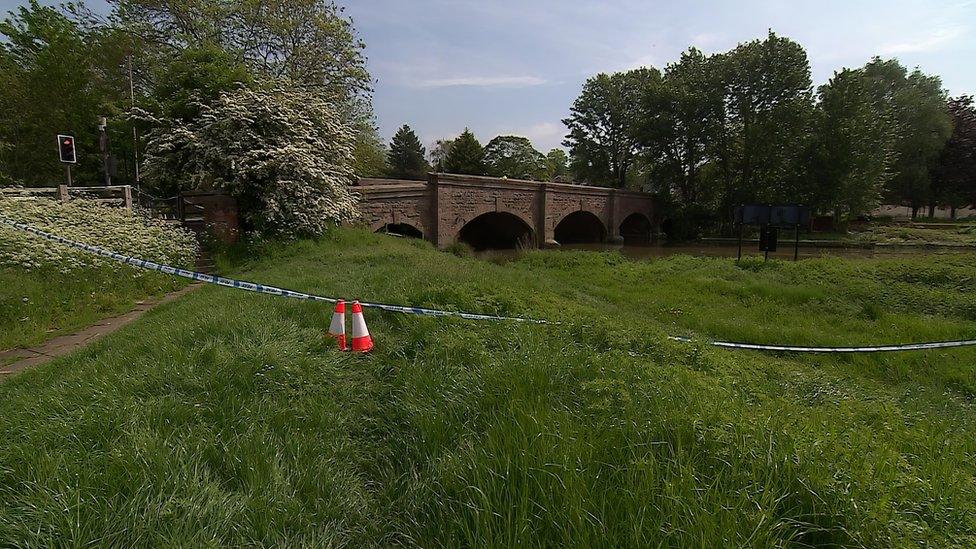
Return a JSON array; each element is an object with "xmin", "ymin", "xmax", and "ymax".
[
  {"xmin": 150, "ymin": 44, "xmax": 253, "ymax": 122},
  {"xmin": 0, "ymin": 1, "xmax": 127, "ymax": 186},
  {"xmin": 483, "ymin": 135, "xmax": 545, "ymax": 180},
  {"xmin": 113, "ymin": 0, "xmax": 370, "ymax": 101},
  {"xmin": 932, "ymin": 96, "xmax": 976, "ymax": 217},
  {"xmin": 142, "ymin": 85, "xmax": 358, "ymax": 237},
  {"xmin": 718, "ymin": 31, "xmax": 815, "ymax": 206},
  {"xmin": 862, "ymin": 58, "xmax": 951, "ymax": 217},
  {"xmin": 351, "ymin": 121, "xmax": 388, "ymax": 178},
  {"xmin": 386, "ymin": 124, "xmax": 428, "ymax": 180},
  {"xmin": 637, "ymin": 48, "xmax": 724, "ymax": 207},
  {"xmin": 543, "ymin": 148, "xmax": 569, "ymax": 182},
  {"xmin": 806, "ymin": 68, "xmax": 896, "ymax": 219},
  {"xmin": 443, "ymin": 129, "xmax": 486, "ymax": 175},
  {"xmin": 428, "ymin": 139, "xmax": 453, "ymax": 172},
  {"xmin": 563, "ymin": 68, "xmax": 661, "ymax": 187}
]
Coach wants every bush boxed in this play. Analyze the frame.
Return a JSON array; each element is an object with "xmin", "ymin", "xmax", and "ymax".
[
  {"xmin": 142, "ymin": 84, "xmax": 360, "ymax": 238},
  {"xmin": 444, "ymin": 241, "xmax": 473, "ymax": 258},
  {"xmin": 0, "ymin": 197, "xmax": 198, "ymax": 272}
]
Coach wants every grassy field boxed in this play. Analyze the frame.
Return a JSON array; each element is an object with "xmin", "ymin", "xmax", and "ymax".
[
  {"xmin": 2, "ymin": 229, "xmax": 976, "ymax": 546},
  {"xmin": 0, "ymin": 266, "xmax": 185, "ymax": 356},
  {"xmin": 850, "ymin": 224, "xmax": 976, "ymax": 246}
]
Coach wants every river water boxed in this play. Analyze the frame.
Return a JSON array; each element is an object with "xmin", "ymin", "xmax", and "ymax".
[{"xmin": 477, "ymin": 242, "xmax": 976, "ymax": 262}]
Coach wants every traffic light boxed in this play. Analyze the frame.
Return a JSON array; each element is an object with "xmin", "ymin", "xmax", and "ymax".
[{"xmin": 58, "ymin": 134, "xmax": 76, "ymax": 164}]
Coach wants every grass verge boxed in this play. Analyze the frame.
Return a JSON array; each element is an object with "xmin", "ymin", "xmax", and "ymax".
[
  {"xmin": 1, "ymin": 229, "xmax": 975, "ymax": 546},
  {"xmin": 0, "ymin": 265, "xmax": 185, "ymax": 355}
]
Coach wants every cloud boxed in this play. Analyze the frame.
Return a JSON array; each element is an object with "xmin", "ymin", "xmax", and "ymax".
[
  {"xmin": 880, "ymin": 26, "xmax": 965, "ymax": 54},
  {"xmin": 409, "ymin": 75, "xmax": 548, "ymax": 88}
]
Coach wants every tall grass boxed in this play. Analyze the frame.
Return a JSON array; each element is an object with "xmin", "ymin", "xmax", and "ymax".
[
  {"xmin": 0, "ymin": 265, "xmax": 184, "ymax": 353},
  {"xmin": 1, "ymin": 228, "xmax": 975, "ymax": 546}
]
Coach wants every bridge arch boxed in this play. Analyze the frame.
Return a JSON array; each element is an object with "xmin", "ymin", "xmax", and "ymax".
[
  {"xmin": 375, "ymin": 222, "xmax": 424, "ymax": 239},
  {"xmin": 619, "ymin": 212, "xmax": 653, "ymax": 245},
  {"xmin": 458, "ymin": 211, "xmax": 534, "ymax": 250},
  {"xmin": 554, "ymin": 210, "xmax": 607, "ymax": 244}
]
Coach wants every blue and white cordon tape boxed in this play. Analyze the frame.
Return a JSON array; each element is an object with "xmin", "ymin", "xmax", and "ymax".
[
  {"xmin": 0, "ymin": 216, "xmax": 547, "ymax": 324},
  {"xmin": 4, "ymin": 215, "xmax": 976, "ymax": 353},
  {"xmin": 667, "ymin": 335, "xmax": 976, "ymax": 353}
]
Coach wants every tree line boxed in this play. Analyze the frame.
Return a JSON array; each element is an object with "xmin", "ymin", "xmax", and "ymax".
[
  {"xmin": 378, "ymin": 125, "xmax": 571, "ymax": 184},
  {"xmin": 564, "ymin": 33, "xmax": 976, "ymax": 230}
]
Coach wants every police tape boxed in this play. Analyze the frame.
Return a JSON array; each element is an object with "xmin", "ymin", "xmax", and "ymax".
[
  {"xmin": 0, "ymin": 216, "xmax": 549, "ymax": 324},
  {"xmin": 667, "ymin": 335, "xmax": 976, "ymax": 353},
  {"xmin": 5, "ymin": 216, "xmax": 976, "ymax": 353}
]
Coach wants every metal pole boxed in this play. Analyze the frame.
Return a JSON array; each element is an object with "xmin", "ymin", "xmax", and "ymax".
[
  {"xmin": 99, "ymin": 116, "xmax": 111, "ymax": 186},
  {"xmin": 128, "ymin": 54, "xmax": 140, "ymax": 191},
  {"xmin": 65, "ymin": 164, "xmax": 73, "ymax": 187},
  {"xmin": 762, "ymin": 225, "xmax": 769, "ymax": 262},
  {"xmin": 737, "ymin": 221, "xmax": 743, "ymax": 262},
  {"xmin": 794, "ymin": 224, "xmax": 800, "ymax": 261}
]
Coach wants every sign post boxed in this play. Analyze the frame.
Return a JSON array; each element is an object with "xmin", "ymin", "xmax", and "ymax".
[
  {"xmin": 57, "ymin": 134, "xmax": 76, "ymax": 187},
  {"xmin": 734, "ymin": 204, "xmax": 809, "ymax": 262}
]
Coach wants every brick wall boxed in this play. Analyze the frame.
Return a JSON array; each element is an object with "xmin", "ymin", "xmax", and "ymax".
[{"xmin": 181, "ymin": 191, "xmax": 240, "ymax": 244}]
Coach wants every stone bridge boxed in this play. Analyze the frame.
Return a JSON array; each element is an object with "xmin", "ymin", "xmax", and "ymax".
[{"xmin": 356, "ymin": 173, "xmax": 658, "ymax": 249}]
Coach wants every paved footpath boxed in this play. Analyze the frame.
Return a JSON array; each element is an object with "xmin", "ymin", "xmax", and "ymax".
[{"xmin": 0, "ymin": 284, "xmax": 200, "ymax": 380}]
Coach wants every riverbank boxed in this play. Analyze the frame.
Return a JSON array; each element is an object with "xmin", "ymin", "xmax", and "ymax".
[
  {"xmin": 1, "ymin": 228, "xmax": 976, "ymax": 546},
  {"xmin": 693, "ymin": 220, "xmax": 976, "ymax": 255}
]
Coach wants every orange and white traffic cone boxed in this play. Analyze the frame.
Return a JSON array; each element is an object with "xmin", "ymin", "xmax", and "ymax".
[
  {"xmin": 328, "ymin": 300, "xmax": 347, "ymax": 351},
  {"xmin": 350, "ymin": 300, "xmax": 374, "ymax": 353}
]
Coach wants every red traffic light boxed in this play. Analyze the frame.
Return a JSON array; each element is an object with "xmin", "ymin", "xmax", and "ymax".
[{"xmin": 57, "ymin": 134, "xmax": 76, "ymax": 164}]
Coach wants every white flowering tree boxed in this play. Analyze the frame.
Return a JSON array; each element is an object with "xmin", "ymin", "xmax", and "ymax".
[{"xmin": 143, "ymin": 85, "xmax": 359, "ymax": 238}]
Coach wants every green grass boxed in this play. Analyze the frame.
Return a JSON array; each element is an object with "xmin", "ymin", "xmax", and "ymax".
[
  {"xmin": 2, "ymin": 229, "xmax": 976, "ymax": 546},
  {"xmin": 850, "ymin": 224, "xmax": 976, "ymax": 246},
  {"xmin": 0, "ymin": 265, "xmax": 186, "ymax": 355}
]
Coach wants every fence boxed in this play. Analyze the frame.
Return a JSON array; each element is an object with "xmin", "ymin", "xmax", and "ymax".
[
  {"xmin": 1, "ymin": 185, "xmax": 240, "ymax": 244},
  {"xmin": 0, "ymin": 185, "xmax": 135, "ymax": 210}
]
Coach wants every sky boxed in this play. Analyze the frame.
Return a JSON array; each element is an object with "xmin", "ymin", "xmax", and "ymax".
[
  {"xmin": 347, "ymin": 0, "xmax": 976, "ymax": 152},
  {"xmin": 4, "ymin": 0, "xmax": 975, "ymax": 152}
]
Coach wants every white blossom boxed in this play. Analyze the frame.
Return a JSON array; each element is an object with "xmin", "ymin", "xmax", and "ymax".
[{"xmin": 142, "ymin": 84, "xmax": 360, "ymax": 238}]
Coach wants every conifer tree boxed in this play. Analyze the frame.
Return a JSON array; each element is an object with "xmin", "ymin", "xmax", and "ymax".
[
  {"xmin": 443, "ymin": 128, "xmax": 486, "ymax": 175},
  {"xmin": 386, "ymin": 124, "xmax": 428, "ymax": 180}
]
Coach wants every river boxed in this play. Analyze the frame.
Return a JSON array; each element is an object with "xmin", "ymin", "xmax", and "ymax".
[{"xmin": 476, "ymin": 242, "xmax": 976, "ymax": 262}]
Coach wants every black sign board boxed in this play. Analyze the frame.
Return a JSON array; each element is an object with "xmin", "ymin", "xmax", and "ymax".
[
  {"xmin": 735, "ymin": 203, "xmax": 808, "ymax": 261},
  {"xmin": 770, "ymin": 205, "xmax": 810, "ymax": 227},
  {"xmin": 735, "ymin": 204, "xmax": 809, "ymax": 227},
  {"xmin": 735, "ymin": 204, "xmax": 769, "ymax": 225}
]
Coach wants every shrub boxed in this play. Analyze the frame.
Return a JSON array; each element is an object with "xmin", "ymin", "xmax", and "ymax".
[
  {"xmin": 445, "ymin": 241, "xmax": 473, "ymax": 258},
  {"xmin": 0, "ymin": 197, "xmax": 198, "ymax": 272},
  {"xmin": 142, "ymin": 84, "xmax": 360, "ymax": 238}
]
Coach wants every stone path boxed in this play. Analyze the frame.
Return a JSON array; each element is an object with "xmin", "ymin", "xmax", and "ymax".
[{"xmin": 0, "ymin": 284, "xmax": 200, "ymax": 380}]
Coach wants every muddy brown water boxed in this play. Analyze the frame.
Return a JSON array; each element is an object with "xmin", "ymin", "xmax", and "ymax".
[{"xmin": 476, "ymin": 243, "xmax": 976, "ymax": 262}]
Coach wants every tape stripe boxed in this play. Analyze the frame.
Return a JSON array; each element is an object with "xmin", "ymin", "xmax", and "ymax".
[
  {"xmin": 0, "ymin": 216, "xmax": 549, "ymax": 324},
  {"xmin": 667, "ymin": 335, "xmax": 976, "ymax": 353}
]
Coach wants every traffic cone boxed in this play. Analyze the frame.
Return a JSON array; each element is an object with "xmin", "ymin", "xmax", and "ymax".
[
  {"xmin": 328, "ymin": 300, "xmax": 347, "ymax": 351},
  {"xmin": 350, "ymin": 301, "xmax": 374, "ymax": 353}
]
